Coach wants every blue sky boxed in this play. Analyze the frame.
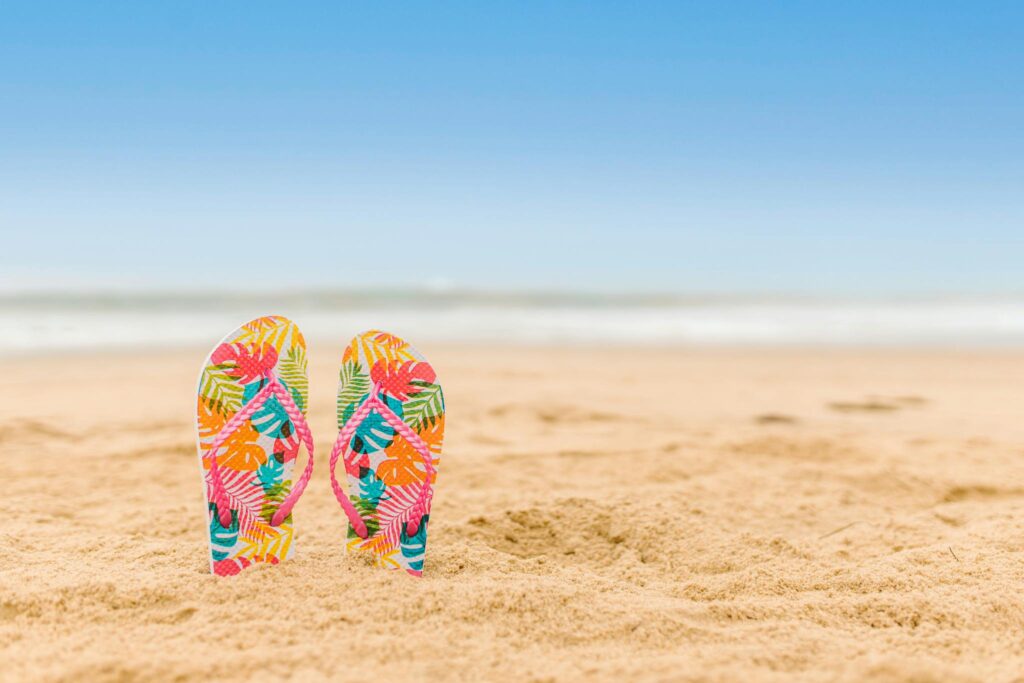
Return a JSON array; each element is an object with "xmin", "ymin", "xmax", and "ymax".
[{"xmin": 1, "ymin": 2, "xmax": 1022, "ymax": 295}]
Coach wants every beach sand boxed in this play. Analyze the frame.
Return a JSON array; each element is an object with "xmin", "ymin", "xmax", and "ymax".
[{"xmin": 2, "ymin": 344, "xmax": 1023, "ymax": 682}]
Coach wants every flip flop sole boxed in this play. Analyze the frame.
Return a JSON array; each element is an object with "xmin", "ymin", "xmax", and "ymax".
[
  {"xmin": 194, "ymin": 315, "xmax": 309, "ymax": 576},
  {"xmin": 337, "ymin": 330, "xmax": 445, "ymax": 575}
]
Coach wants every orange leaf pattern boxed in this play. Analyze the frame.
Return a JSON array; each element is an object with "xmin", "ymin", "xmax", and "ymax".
[
  {"xmin": 195, "ymin": 315, "xmax": 308, "ymax": 576},
  {"xmin": 337, "ymin": 330, "xmax": 445, "ymax": 576}
]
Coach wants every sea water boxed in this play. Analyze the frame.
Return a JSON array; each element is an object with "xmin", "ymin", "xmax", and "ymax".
[{"xmin": 1, "ymin": 291, "xmax": 1023, "ymax": 354}]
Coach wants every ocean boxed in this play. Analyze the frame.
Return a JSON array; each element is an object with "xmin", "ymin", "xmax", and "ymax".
[{"xmin": 2, "ymin": 290, "xmax": 1023, "ymax": 354}]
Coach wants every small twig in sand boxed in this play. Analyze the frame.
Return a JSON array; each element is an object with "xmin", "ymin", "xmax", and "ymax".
[
  {"xmin": 819, "ymin": 521, "xmax": 863, "ymax": 540},
  {"xmin": 948, "ymin": 546, "xmax": 960, "ymax": 562}
]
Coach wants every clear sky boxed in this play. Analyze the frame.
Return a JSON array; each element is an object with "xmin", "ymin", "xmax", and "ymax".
[{"xmin": 1, "ymin": 2, "xmax": 1022, "ymax": 295}]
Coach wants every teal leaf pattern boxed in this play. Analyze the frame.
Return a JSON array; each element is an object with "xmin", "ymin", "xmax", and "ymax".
[
  {"xmin": 197, "ymin": 315, "xmax": 309, "ymax": 575},
  {"xmin": 399, "ymin": 515, "xmax": 428, "ymax": 572},
  {"xmin": 256, "ymin": 457, "xmax": 292, "ymax": 523},
  {"xmin": 349, "ymin": 394, "xmax": 404, "ymax": 454},
  {"xmin": 209, "ymin": 504, "xmax": 239, "ymax": 562},
  {"xmin": 244, "ymin": 379, "xmax": 293, "ymax": 439},
  {"xmin": 339, "ymin": 330, "xmax": 444, "ymax": 575},
  {"xmin": 347, "ymin": 469, "xmax": 386, "ymax": 539}
]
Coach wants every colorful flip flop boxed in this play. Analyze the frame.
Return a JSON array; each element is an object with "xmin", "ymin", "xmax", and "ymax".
[
  {"xmin": 329, "ymin": 330, "xmax": 446, "ymax": 576},
  {"xmin": 194, "ymin": 315, "xmax": 314, "ymax": 576}
]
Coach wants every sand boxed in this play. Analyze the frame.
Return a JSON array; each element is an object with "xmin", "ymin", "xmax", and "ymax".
[{"xmin": 2, "ymin": 344, "xmax": 1023, "ymax": 682}]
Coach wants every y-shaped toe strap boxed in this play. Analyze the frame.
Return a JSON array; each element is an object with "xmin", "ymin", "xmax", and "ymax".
[
  {"xmin": 329, "ymin": 382, "xmax": 436, "ymax": 539},
  {"xmin": 202, "ymin": 372, "xmax": 314, "ymax": 530}
]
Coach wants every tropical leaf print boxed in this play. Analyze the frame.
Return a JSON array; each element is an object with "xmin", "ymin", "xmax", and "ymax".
[
  {"xmin": 257, "ymin": 457, "xmax": 285, "ymax": 494},
  {"xmin": 358, "ymin": 467, "xmax": 387, "ymax": 503},
  {"xmin": 272, "ymin": 432, "xmax": 301, "ymax": 464},
  {"xmin": 211, "ymin": 342, "xmax": 278, "ymax": 385},
  {"xmin": 346, "ymin": 534, "xmax": 398, "ymax": 567},
  {"xmin": 364, "ymin": 532, "xmax": 399, "ymax": 559},
  {"xmin": 239, "ymin": 524, "xmax": 293, "ymax": 561},
  {"xmin": 209, "ymin": 504, "xmax": 239, "ymax": 561},
  {"xmin": 277, "ymin": 346, "xmax": 308, "ymax": 411},
  {"xmin": 378, "ymin": 433, "xmax": 429, "ymax": 486},
  {"xmin": 216, "ymin": 498, "xmax": 274, "ymax": 547},
  {"xmin": 213, "ymin": 556, "xmax": 258, "ymax": 576},
  {"xmin": 337, "ymin": 361, "xmax": 370, "ymax": 423},
  {"xmin": 244, "ymin": 380, "xmax": 293, "ymax": 439},
  {"xmin": 350, "ymin": 330, "xmax": 416, "ymax": 366},
  {"xmin": 213, "ymin": 467, "xmax": 278, "ymax": 543},
  {"xmin": 401, "ymin": 380, "xmax": 445, "ymax": 431},
  {"xmin": 199, "ymin": 364, "xmax": 244, "ymax": 416},
  {"xmin": 350, "ymin": 471, "xmax": 385, "ymax": 540},
  {"xmin": 236, "ymin": 316, "xmax": 300, "ymax": 353},
  {"xmin": 339, "ymin": 330, "xmax": 444, "ymax": 575},
  {"xmin": 371, "ymin": 359, "xmax": 436, "ymax": 401},
  {"xmin": 200, "ymin": 417, "xmax": 265, "ymax": 471},
  {"xmin": 379, "ymin": 415, "xmax": 445, "ymax": 485},
  {"xmin": 233, "ymin": 498, "xmax": 277, "ymax": 543},
  {"xmin": 347, "ymin": 468, "xmax": 385, "ymax": 539},
  {"xmin": 197, "ymin": 398, "xmax": 226, "ymax": 437},
  {"xmin": 213, "ymin": 467, "xmax": 266, "ymax": 512},
  {"xmin": 349, "ymin": 394, "xmax": 405, "ymax": 454},
  {"xmin": 400, "ymin": 516, "xmax": 428, "ymax": 573},
  {"xmin": 375, "ymin": 483, "xmax": 423, "ymax": 549},
  {"xmin": 376, "ymin": 548, "xmax": 401, "ymax": 570},
  {"xmin": 197, "ymin": 315, "xmax": 309, "ymax": 574},
  {"xmin": 349, "ymin": 496, "xmax": 380, "ymax": 539},
  {"xmin": 256, "ymin": 457, "xmax": 292, "ymax": 524}
]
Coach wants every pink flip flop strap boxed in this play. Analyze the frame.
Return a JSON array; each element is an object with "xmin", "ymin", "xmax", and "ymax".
[
  {"xmin": 202, "ymin": 370, "xmax": 314, "ymax": 529},
  {"xmin": 329, "ymin": 382, "xmax": 437, "ymax": 539}
]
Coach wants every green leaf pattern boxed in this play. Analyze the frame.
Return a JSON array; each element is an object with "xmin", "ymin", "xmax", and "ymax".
[
  {"xmin": 197, "ymin": 315, "xmax": 308, "ymax": 575},
  {"xmin": 338, "ymin": 330, "xmax": 445, "ymax": 576}
]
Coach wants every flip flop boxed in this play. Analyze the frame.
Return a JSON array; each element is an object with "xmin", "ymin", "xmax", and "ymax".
[
  {"xmin": 329, "ymin": 330, "xmax": 446, "ymax": 576},
  {"xmin": 194, "ymin": 315, "xmax": 314, "ymax": 576}
]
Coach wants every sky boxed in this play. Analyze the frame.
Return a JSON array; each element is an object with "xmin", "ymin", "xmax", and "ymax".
[{"xmin": 1, "ymin": 2, "xmax": 1022, "ymax": 296}]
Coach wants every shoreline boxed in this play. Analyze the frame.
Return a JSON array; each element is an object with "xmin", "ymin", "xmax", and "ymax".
[
  {"xmin": 4, "ymin": 339, "xmax": 1024, "ymax": 363},
  {"xmin": 4, "ymin": 299, "xmax": 1024, "ymax": 355}
]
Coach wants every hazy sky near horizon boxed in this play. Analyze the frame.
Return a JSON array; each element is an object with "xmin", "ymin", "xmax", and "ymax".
[{"xmin": 1, "ymin": 2, "xmax": 1022, "ymax": 295}]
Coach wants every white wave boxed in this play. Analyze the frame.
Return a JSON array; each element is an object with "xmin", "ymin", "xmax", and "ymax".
[{"xmin": 2, "ymin": 300, "xmax": 1024, "ymax": 354}]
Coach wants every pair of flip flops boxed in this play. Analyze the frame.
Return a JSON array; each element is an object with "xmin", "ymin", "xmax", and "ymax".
[{"xmin": 194, "ymin": 316, "xmax": 444, "ymax": 577}]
